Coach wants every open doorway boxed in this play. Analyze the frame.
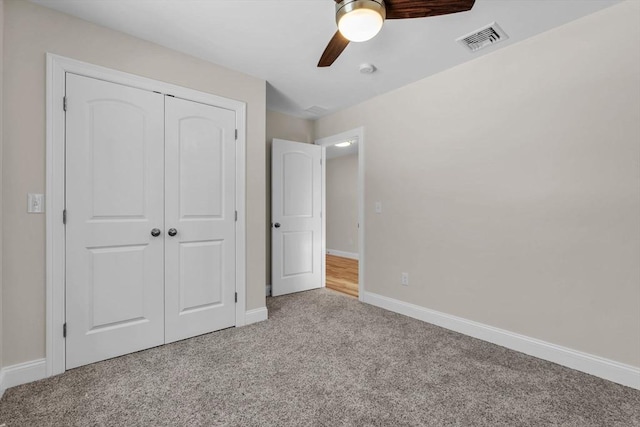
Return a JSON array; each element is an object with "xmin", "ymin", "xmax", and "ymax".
[{"xmin": 316, "ymin": 128, "xmax": 365, "ymax": 300}]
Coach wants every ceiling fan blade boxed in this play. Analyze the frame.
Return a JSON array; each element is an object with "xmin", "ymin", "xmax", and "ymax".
[
  {"xmin": 318, "ymin": 31, "xmax": 350, "ymax": 67},
  {"xmin": 385, "ymin": 0, "xmax": 475, "ymax": 20}
]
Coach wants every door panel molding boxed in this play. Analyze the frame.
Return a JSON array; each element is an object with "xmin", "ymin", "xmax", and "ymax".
[{"xmin": 46, "ymin": 53, "xmax": 247, "ymax": 376}]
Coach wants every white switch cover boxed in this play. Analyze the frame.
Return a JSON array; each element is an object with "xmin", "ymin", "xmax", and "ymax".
[
  {"xmin": 375, "ymin": 201, "xmax": 382, "ymax": 214},
  {"xmin": 28, "ymin": 193, "xmax": 45, "ymax": 213}
]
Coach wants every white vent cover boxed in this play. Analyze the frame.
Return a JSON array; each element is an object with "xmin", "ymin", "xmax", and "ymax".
[
  {"xmin": 305, "ymin": 105, "xmax": 328, "ymax": 116},
  {"xmin": 457, "ymin": 22, "xmax": 508, "ymax": 52}
]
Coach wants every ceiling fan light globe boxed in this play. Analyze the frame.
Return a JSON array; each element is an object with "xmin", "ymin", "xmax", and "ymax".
[
  {"xmin": 338, "ymin": 9, "xmax": 384, "ymax": 42},
  {"xmin": 336, "ymin": 0, "xmax": 386, "ymax": 43}
]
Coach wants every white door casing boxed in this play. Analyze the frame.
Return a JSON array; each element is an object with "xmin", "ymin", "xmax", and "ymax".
[
  {"xmin": 164, "ymin": 96, "xmax": 237, "ymax": 343},
  {"xmin": 65, "ymin": 73, "xmax": 166, "ymax": 369},
  {"xmin": 271, "ymin": 139, "xmax": 322, "ymax": 296}
]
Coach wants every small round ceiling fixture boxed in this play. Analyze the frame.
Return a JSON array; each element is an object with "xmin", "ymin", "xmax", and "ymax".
[
  {"xmin": 335, "ymin": 138, "xmax": 357, "ymax": 147},
  {"xmin": 359, "ymin": 63, "xmax": 377, "ymax": 74},
  {"xmin": 336, "ymin": 0, "xmax": 386, "ymax": 42}
]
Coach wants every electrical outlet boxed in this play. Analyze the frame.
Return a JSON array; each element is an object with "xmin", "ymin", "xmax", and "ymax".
[
  {"xmin": 401, "ymin": 272, "xmax": 409, "ymax": 286},
  {"xmin": 375, "ymin": 201, "xmax": 382, "ymax": 214}
]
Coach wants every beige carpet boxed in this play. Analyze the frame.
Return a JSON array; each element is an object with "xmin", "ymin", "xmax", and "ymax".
[{"xmin": 1, "ymin": 288, "xmax": 638, "ymax": 426}]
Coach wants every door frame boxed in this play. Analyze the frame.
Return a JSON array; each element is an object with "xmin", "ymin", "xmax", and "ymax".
[
  {"xmin": 45, "ymin": 53, "xmax": 247, "ymax": 377},
  {"xmin": 314, "ymin": 127, "xmax": 365, "ymax": 301}
]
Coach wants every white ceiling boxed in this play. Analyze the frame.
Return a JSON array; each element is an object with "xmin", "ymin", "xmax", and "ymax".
[{"xmin": 32, "ymin": 0, "xmax": 620, "ymax": 119}]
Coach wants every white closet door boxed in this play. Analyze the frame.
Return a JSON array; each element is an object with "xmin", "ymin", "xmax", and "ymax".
[
  {"xmin": 65, "ymin": 74, "xmax": 165, "ymax": 369},
  {"xmin": 164, "ymin": 96, "xmax": 237, "ymax": 343},
  {"xmin": 271, "ymin": 139, "xmax": 322, "ymax": 296}
]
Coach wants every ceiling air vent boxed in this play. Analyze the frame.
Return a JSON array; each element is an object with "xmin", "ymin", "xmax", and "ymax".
[
  {"xmin": 457, "ymin": 22, "xmax": 508, "ymax": 52},
  {"xmin": 305, "ymin": 105, "xmax": 328, "ymax": 116}
]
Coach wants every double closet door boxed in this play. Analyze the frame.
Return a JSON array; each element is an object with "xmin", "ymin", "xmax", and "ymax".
[{"xmin": 65, "ymin": 74, "xmax": 237, "ymax": 369}]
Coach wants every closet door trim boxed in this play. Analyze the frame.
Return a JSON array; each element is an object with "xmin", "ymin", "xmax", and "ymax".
[{"xmin": 45, "ymin": 53, "xmax": 247, "ymax": 377}]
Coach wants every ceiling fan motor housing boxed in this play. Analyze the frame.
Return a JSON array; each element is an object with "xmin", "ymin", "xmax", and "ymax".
[{"xmin": 336, "ymin": 0, "xmax": 387, "ymax": 26}]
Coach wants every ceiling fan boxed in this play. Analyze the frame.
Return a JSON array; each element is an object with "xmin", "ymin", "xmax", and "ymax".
[{"xmin": 318, "ymin": 0, "xmax": 476, "ymax": 67}]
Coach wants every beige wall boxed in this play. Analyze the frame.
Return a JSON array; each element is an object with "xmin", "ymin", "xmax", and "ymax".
[
  {"xmin": 326, "ymin": 154, "xmax": 358, "ymax": 255},
  {"xmin": 0, "ymin": 0, "xmax": 4, "ymax": 371},
  {"xmin": 315, "ymin": 1, "xmax": 640, "ymax": 367},
  {"xmin": 2, "ymin": 0, "xmax": 266, "ymax": 367},
  {"xmin": 265, "ymin": 110, "xmax": 314, "ymax": 286}
]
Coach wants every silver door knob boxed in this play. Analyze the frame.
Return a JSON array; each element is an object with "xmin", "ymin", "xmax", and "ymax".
[
  {"xmin": 168, "ymin": 228, "xmax": 178, "ymax": 236},
  {"xmin": 274, "ymin": 223, "xmax": 281, "ymax": 228},
  {"xmin": 150, "ymin": 228, "xmax": 161, "ymax": 237}
]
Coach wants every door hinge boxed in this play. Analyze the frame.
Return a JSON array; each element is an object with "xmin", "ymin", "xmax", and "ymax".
[
  {"xmin": 63, "ymin": 209, "xmax": 67, "ymax": 224},
  {"xmin": 63, "ymin": 323, "xmax": 67, "ymax": 338},
  {"xmin": 63, "ymin": 96, "xmax": 67, "ymax": 112},
  {"xmin": 235, "ymin": 292, "xmax": 238, "ymax": 303},
  {"xmin": 235, "ymin": 129, "xmax": 238, "ymax": 140},
  {"xmin": 235, "ymin": 210, "xmax": 238, "ymax": 222}
]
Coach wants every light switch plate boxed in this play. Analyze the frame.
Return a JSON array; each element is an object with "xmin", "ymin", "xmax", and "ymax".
[{"xmin": 28, "ymin": 193, "xmax": 45, "ymax": 213}]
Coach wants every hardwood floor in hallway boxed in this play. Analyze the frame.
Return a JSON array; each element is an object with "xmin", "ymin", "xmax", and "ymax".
[{"xmin": 325, "ymin": 254, "xmax": 358, "ymax": 297}]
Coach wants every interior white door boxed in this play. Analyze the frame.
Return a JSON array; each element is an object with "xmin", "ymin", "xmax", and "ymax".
[
  {"xmin": 65, "ymin": 73, "xmax": 165, "ymax": 369},
  {"xmin": 271, "ymin": 139, "xmax": 322, "ymax": 296},
  {"xmin": 164, "ymin": 96, "xmax": 237, "ymax": 343}
]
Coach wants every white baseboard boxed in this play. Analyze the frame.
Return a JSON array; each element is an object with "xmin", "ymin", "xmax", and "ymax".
[
  {"xmin": 245, "ymin": 307, "xmax": 268, "ymax": 325},
  {"xmin": 266, "ymin": 284, "xmax": 272, "ymax": 297},
  {"xmin": 326, "ymin": 249, "xmax": 359, "ymax": 260},
  {"xmin": 363, "ymin": 291, "xmax": 640, "ymax": 390},
  {"xmin": 0, "ymin": 358, "xmax": 47, "ymax": 398}
]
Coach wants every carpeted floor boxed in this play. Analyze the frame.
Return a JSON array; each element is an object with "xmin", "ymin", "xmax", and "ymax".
[{"xmin": 1, "ymin": 289, "xmax": 639, "ymax": 426}]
